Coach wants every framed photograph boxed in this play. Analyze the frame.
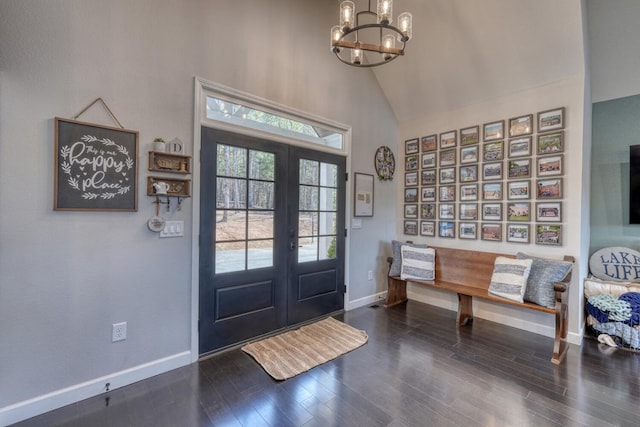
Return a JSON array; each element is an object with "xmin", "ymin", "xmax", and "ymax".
[
  {"xmin": 535, "ymin": 224, "xmax": 562, "ymax": 245},
  {"xmin": 483, "ymin": 141, "xmax": 504, "ymax": 161},
  {"xmin": 537, "ymin": 131, "xmax": 564, "ymax": 155},
  {"xmin": 421, "ymin": 169, "xmax": 436, "ymax": 186},
  {"xmin": 421, "ymin": 221, "xmax": 436, "ymax": 237},
  {"xmin": 439, "ymin": 185, "xmax": 456, "ymax": 202},
  {"xmin": 405, "ymin": 154, "xmax": 419, "ymax": 171},
  {"xmin": 459, "ymin": 165, "xmax": 478, "ymax": 183},
  {"xmin": 482, "ymin": 203, "xmax": 502, "ymax": 221},
  {"xmin": 404, "ymin": 220, "xmax": 418, "ymax": 236},
  {"xmin": 506, "ymin": 202, "xmax": 530, "ymax": 221},
  {"xmin": 507, "ymin": 223, "xmax": 530, "ymax": 243},
  {"xmin": 507, "ymin": 180, "xmax": 531, "ymax": 200},
  {"xmin": 440, "ymin": 167, "xmax": 456, "ymax": 184},
  {"xmin": 460, "ymin": 125, "xmax": 480, "ymax": 146},
  {"xmin": 483, "ymin": 162, "xmax": 503, "ymax": 180},
  {"xmin": 405, "ymin": 171, "xmax": 418, "ymax": 186},
  {"xmin": 439, "ymin": 203, "xmax": 455, "ymax": 220},
  {"xmin": 439, "ymin": 221, "xmax": 456, "ymax": 238},
  {"xmin": 460, "ymin": 183, "xmax": 478, "ymax": 201},
  {"xmin": 54, "ymin": 117, "xmax": 139, "ymax": 211},
  {"xmin": 508, "ymin": 137, "xmax": 532, "ymax": 158},
  {"xmin": 481, "ymin": 223, "xmax": 502, "ymax": 242},
  {"xmin": 536, "ymin": 155, "xmax": 563, "ymax": 177},
  {"xmin": 405, "ymin": 204, "xmax": 418, "ymax": 219},
  {"xmin": 536, "ymin": 178, "xmax": 562, "ymax": 199},
  {"xmin": 422, "ymin": 152, "xmax": 437, "ymax": 169},
  {"xmin": 354, "ymin": 172, "xmax": 374, "ymax": 217},
  {"xmin": 508, "ymin": 114, "xmax": 533, "ymax": 137},
  {"xmin": 459, "ymin": 222, "xmax": 477, "ymax": 240},
  {"xmin": 421, "ymin": 186, "xmax": 436, "ymax": 202},
  {"xmin": 404, "ymin": 187, "xmax": 418, "ymax": 203},
  {"xmin": 421, "ymin": 203, "xmax": 437, "ymax": 220},
  {"xmin": 459, "ymin": 203, "xmax": 478, "ymax": 220},
  {"xmin": 538, "ymin": 107, "xmax": 565, "ymax": 132},
  {"xmin": 483, "ymin": 120, "xmax": 504, "ymax": 141},
  {"xmin": 440, "ymin": 130, "xmax": 457, "ymax": 149},
  {"xmin": 508, "ymin": 158, "xmax": 531, "ymax": 179},
  {"xmin": 439, "ymin": 148, "xmax": 456, "ymax": 166},
  {"xmin": 460, "ymin": 145, "xmax": 479, "ymax": 164},
  {"xmin": 482, "ymin": 182, "xmax": 502, "ymax": 200},
  {"xmin": 421, "ymin": 134, "xmax": 437, "ymax": 152},
  {"xmin": 405, "ymin": 138, "xmax": 419, "ymax": 155},
  {"xmin": 536, "ymin": 202, "xmax": 562, "ymax": 222}
]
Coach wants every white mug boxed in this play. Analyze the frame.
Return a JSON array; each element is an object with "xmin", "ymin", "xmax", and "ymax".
[{"xmin": 153, "ymin": 181, "xmax": 170, "ymax": 195}]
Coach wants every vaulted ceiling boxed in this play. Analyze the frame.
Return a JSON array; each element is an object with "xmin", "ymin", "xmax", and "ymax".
[{"xmin": 339, "ymin": 0, "xmax": 586, "ymax": 123}]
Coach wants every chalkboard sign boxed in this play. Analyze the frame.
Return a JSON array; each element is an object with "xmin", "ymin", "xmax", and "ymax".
[{"xmin": 54, "ymin": 117, "xmax": 138, "ymax": 211}]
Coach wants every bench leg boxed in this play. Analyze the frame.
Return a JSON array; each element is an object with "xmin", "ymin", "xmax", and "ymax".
[
  {"xmin": 551, "ymin": 301, "xmax": 569, "ymax": 365},
  {"xmin": 457, "ymin": 294, "xmax": 473, "ymax": 326},
  {"xmin": 384, "ymin": 276, "xmax": 408, "ymax": 308}
]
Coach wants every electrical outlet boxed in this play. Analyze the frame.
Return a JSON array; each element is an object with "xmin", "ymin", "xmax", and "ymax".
[
  {"xmin": 112, "ymin": 322, "xmax": 127, "ymax": 342},
  {"xmin": 367, "ymin": 270, "xmax": 373, "ymax": 281}
]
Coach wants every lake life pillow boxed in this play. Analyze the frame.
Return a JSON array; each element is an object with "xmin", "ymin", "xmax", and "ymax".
[
  {"xmin": 400, "ymin": 246, "xmax": 435, "ymax": 281},
  {"xmin": 517, "ymin": 252, "xmax": 573, "ymax": 308},
  {"xmin": 488, "ymin": 257, "xmax": 533, "ymax": 303},
  {"xmin": 389, "ymin": 240, "xmax": 428, "ymax": 277}
]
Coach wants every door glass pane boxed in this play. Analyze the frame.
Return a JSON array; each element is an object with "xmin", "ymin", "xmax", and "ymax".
[
  {"xmin": 319, "ymin": 187, "xmax": 337, "ymax": 211},
  {"xmin": 298, "ymin": 212, "xmax": 318, "ymax": 237},
  {"xmin": 298, "ymin": 237, "xmax": 317, "ymax": 263},
  {"xmin": 216, "ymin": 210, "xmax": 246, "ymax": 241},
  {"xmin": 248, "ymin": 211, "xmax": 274, "ymax": 240},
  {"xmin": 216, "ymin": 242, "xmax": 245, "ymax": 273},
  {"xmin": 318, "ymin": 236, "xmax": 337, "ymax": 260},
  {"xmin": 320, "ymin": 163, "xmax": 338, "ymax": 187},
  {"xmin": 319, "ymin": 212, "xmax": 336, "ymax": 234},
  {"xmin": 248, "ymin": 240, "xmax": 273, "ymax": 269},
  {"xmin": 299, "ymin": 159, "xmax": 319, "ymax": 185},
  {"xmin": 217, "ymin": 144, "xmax": 247, "ymax": 178},
  {"xmin": 249, "ymin": 150, "xmax": 275, "ymax": 181},
  {"xmin": 248, "ymin": 181, "xmax": 274, "ymax": 209},
  {"xmin": 216, "ymin": 178, "xmax": 247, "ymax": 208},
  {"xmin": 299, "ymin": 185, "xmax": 319, "ymax": 210}
]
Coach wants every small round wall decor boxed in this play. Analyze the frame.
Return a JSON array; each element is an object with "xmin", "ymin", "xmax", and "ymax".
[{"xmin": 374, "ymin": 146, "xmax": 395, "ymax": 181}]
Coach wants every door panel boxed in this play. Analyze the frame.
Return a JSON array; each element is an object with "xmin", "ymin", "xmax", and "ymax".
[{"xmin": 200, "ymin": 128, "xmax": 346, "ymax": 354}]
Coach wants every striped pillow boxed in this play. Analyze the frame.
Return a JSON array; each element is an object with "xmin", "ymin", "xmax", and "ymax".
[
  {"xmin": 488, "ymin": 257, "xmax": 533, "ymax": 303},
  {"xmin": 400, "ymin": 246, "xmax": 435, "ymax": 281}
]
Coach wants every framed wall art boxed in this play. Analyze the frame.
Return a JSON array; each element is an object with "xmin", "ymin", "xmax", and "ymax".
[
  {"xmin": 535, "ymin": 224, "xmax": 562, "ymax": 246},
  {"xmin": 404, "ymin": 220, "xmax": 418, "ymax": 235},
  {"xmin": 54, "ymin": 117, "xmax": 139, "ymax": 211},
  {"xmin": 460, "ymin": 183, "xmax": 478, "ymax": 201},
  {"xmin": 508, "ymin": 158, "xmax": 531, "ymax": 179},
  {"xmin": 440, "ymin": 167, "xmax": 456, "ymax": 184},
  {"xmin": 536, "ymin": 155, "xmax": 563, "ymax": 177},
  {"xmin": 538, "ymin": 107, "xmax": 565, "ymax": 132},
  {"xmin": 354, "ymin": 172, "xmax": 374, "ymax": 217},
  {"xmin": 421, "ymin": 203, "xmax": 436, "ymax": 219},
  {"xmin": 439, "ymin": 221, "xmax": 456, "ymax": 238},
  {"xmin": 536, "ymin": 178, "xmax": 562, "ymax": 199},
  {"xmin": 404, "ymin": 187, "xmax": 418, "ymax": 203},
  {"xmin": 459, "ymin": 203, "xmax": 478, "ymax": 220},
  {"xmin": 421, "ymin": 169, "xmax": 436, "ymax": 185},
  {"xmin": 404, "ymin": 204, "xmax": 418, "ymax": 219},
  {"xmin": 405, "ymin": 154, "xmax": 419, "ymax": 171},
  {"xmin": 482, "ymin": 182, "xmax": 502, "ymax": 200},
  {"xmin": 506, "ymin": 202, "xmax": 530, "ymax": 221},
  {"xmin": 439, "ymin": 203, "xmax": 455, "ymax": 220},
  {"xmin": 481, "ymin": 223, "xmax": 502, "ymax": 241},
  {"xmin": 459, "ymin": 222, "xmax": 477, "ymax": 239},
  {"xmin": 405, "ymin": 171, "xmax": 418, "ymax": 186},
  {"xmin": 536, "ymin": 202, "xmax": 562, "ymax": 222},
  {"xmin": 405, "ymin": 138, "xmax": 419, "ymax": 155},
  {"xmin": 421, "ymin": 221, "xmax": 435, "ymax": 237},
  {"xmin": 460, "ymin": 125, "xmax": 480, "ymax": 146},
  {"xmin": 483, "ymin": 162, "xmax": 503, "ymax": 180},
  {"xmin": 421, "ymin": 186, "xmax": 436, "ymax": 202},
  {"xmin": 422, "ymin": 152, "xmax": 437, "ymax": 169},
  {"xmin": 421, "ymin": 134, "xmax": 437, "ymax": 152},
  {"xmin": 439, "ymin": 149, "xmax": 456, "ymax": 166},
  {"xmin": 460, "ymin": 145, "xmax": 479, "ymax": 164},
  {"xmin": 537, "ymin": 131, "xmax": 564, "ymax": 155},
  {"xmin": 483, "ymin": 141, "xmax": 504, "ymax": 161},
  {"xmin": 482, "ymin": 203, "xmax": 502, "ymax": 221},
  {"xmin": 508, "ymin": 137, "xmax": 532, "ymax": 158},
  {"xmin": 483, "ymin": 120, "xmax": 504, "ymax": 141},
  {"xmin": 459, "ymin": 165, "xmax": 478, "ymax": 183},
  {"xmin": 507, "ymin": 223, "xmax": 530, "ymax": 243},
  {"xmin": 507, "ymin": 180, "xmax": 530, "ymax": 200},
  {"xmin": 439, "ymin": 185, "xmax": 456, "ymax": 202},
  {"xmin": 508, "ymin": 114, "xmax": 533, "ymax": 137},
  {"xmin": 440, "ymin": 130, "xmax": 457, "ymax": 149}
]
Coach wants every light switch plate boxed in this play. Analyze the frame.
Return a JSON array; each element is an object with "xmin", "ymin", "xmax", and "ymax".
[{"xmin": 160, "ymin": 220, "xmax": 184, "ymax": 238}]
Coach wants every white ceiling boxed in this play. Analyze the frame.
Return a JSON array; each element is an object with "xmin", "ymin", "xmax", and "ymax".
[{"xmin": 339, "ymin": 0, "xmax": 586, "ymax": 123}]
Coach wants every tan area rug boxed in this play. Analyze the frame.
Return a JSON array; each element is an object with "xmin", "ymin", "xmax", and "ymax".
[{"xmin": 241, "ymin": 317, "xmax": 368, "ymax": 380}]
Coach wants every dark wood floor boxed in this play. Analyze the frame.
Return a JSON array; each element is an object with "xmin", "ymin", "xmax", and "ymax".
[{"xmin": 13, "ymin": 300, "xmax": 640, "ymax": 427}]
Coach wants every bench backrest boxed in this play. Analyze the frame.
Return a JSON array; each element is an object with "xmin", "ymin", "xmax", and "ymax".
[{"xmin": 430, "ymin": 246, "xmax": 514, "ymax": 291}]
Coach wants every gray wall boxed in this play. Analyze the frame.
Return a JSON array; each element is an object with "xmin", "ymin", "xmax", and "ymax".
[{"xmin": 0, "ymin": 0, "xmax": 398, "ymax": 417}]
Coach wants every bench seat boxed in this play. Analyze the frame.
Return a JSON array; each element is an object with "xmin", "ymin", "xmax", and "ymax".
[{"xmin": 385, "ymin": 245, "xmax": 574, "ymax": 364}]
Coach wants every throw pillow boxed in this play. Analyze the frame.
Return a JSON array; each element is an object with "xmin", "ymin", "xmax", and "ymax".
[
  {"xmin": 389, "ymin": 240, "xmax": 427, "ymax": 277},
  {"xmin": 517, "ymin": 252, "xmax": 573, "ymax": 308},
  {"xmin": 488, "ymin": 257, "xmax": 533, "ymax": 303},
  {"xmin": 400, "ymin": 246, "xmax": 435, "ymax": 281}
]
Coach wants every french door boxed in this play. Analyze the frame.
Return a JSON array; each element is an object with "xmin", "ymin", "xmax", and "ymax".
[{"xmin": 199, "ymin": 127, "xmax": 346, "ymax": 354}]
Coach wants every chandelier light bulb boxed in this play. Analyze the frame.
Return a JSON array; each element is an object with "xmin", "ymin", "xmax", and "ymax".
[
  {"xmin": 377, "ymin": 0, "xmax": 393, "ymax": 25},
  {"xmin": 351, "ymin": 48, "xmax": 362, "ymax": 65},
  {"xmin": 340, "ymin": 1, "xmax": 355, "ymax": 31},
  {"xmin": 398, "ymin": 12, "xmax": 412, "ymax": 42}
]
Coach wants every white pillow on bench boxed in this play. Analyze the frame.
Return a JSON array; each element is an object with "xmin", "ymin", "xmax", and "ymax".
[
  {"xmin": 488, "ymin": 257, "xmax": 533, "ymax": 303},
  {"xmin": 400, "ymin": 246, "xmax": 435, "ymax": 281}
]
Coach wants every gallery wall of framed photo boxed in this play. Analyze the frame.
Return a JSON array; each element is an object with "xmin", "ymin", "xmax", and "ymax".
[{"xmin": 403, "ymin": 107, "xmax": 565, "ymax": 246}]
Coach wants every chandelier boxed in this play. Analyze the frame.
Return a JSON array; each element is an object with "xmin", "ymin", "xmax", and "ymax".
[{"xmin": 331, "ymin": 0, "xmax": 413, "ymax": 67}]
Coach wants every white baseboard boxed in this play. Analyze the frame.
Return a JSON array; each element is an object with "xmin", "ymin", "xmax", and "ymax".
[
  {"xmin": 346, "ymin": 291, "xmax": 387, "ymax": 311},
  {"xmin": 0, "ymin": 351, "xmax": 192, "ymax": 426}
]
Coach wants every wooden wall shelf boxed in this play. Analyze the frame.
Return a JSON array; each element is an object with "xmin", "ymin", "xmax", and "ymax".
[
  {"xmin": 149, "ymin": 151, "xmax": 191, "ymax": 174},
  {"xmin": 147, "ymin": 176, "xmax": 191, "ymax": 197}
]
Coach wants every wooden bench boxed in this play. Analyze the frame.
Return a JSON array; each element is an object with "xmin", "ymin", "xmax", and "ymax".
[{"xmin": 385, "ymin": 246, "xmax": 574, "ymax": 364}]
